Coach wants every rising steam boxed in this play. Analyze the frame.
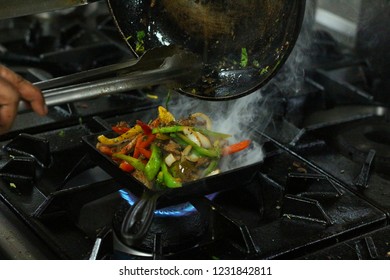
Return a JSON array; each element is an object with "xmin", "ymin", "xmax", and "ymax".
[
  {"xmin": 167, "ymin": 2, "xmax": 315, "ymax": 171},
  {"xmin": 169, "ymin": 89, "xmax": 268, "ymax": 171}
]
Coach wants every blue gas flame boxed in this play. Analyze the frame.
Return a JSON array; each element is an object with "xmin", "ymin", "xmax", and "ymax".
[{"xmin": 118, "ymin": 189, "xmax": 216, "ymax": 217}]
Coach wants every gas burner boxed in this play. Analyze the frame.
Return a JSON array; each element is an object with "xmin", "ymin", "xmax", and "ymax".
[
  {"xmin": 302, "ymin": 105, "xmax": 390, "ymax": 176},
  {"xmin": 335, "ymin": 120, "xmax": 390, "ymax": 176},
  {"xmin": 111, "ymin": 190, "xmax": 209, "ymax": 258}
]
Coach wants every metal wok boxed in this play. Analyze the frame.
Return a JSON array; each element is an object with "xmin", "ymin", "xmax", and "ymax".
[
  {"xmin": 107, "ymin": 0, "xmax": 306, "ymax": 100},
  {"xmin": 3, "ymin": 0, "xmax": 305, "ymax": 102}
]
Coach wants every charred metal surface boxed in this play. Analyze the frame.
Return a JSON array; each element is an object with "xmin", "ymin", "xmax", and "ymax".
[
  {"xmin": 191, "ymin": 195, "xmax": 260, "ymax": 256},
  {"xmin": 3, "ymin": 133, "xmax": 52, "ymax": 168},
  {"xmin": 286, "ymin": 172, "xmax": 343, "ymax": 197},
  {"xmin": 353, "ymin": 149, "xmax": 376, "ymax": 190},
  {"xmin": 33, "ymin": 178, "xmax": 122, "ymax": 220},
  {"xmin": 0, "ymin": 156, "xmax": 36, "ymax": 179},
  {"xmin": 89, "ymin": 227, "xmax": 113, "ymax": 260},
  {"xmin": 56, "ymin": 154, "xmax": 97, "ymax": 191},
  {"xmin": 0, "ymin": 156, "xmax": 37, "ymax": 193},
  {"xmin": 282, "ymin": 195, "xmax": 333, "ymax": 225},
  {"xmin": 300, "ymin": 226, "xmax": 390, "ymax": 260}
]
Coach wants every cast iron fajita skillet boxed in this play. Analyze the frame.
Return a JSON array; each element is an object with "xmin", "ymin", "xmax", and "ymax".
[{"xmin": 82, "ymin": 112, "xmax": 263, "ymax": 247}]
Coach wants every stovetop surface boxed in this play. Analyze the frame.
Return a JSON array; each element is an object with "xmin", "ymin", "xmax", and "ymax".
[{"xmin": 0, "ymin": 101, "xmax": 389, "ymax": 260}]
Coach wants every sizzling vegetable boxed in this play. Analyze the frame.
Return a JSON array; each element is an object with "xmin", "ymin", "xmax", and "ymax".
[{"xmin": 96, "ymin": 106, "xmax": 251, "ymax": 190}]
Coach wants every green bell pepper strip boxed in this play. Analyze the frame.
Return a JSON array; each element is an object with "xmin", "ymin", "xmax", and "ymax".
[
  {"xmin": 152, "ymin": 126, "xmax": 184, "ymax": 134},
  {"xmin": 203, "ymin": 159, "xmax": 219, "ymax": 176},
  {"xmin": 166, "ymin": 136, "xmax": 203, "ymax": 158},
  {"xmin": 192, "ymin": 127, "xmax": 231, "ymax": 139},
  {"xmin": 113, "ymin": 154, "xmax": 145, "ymax": 172},
  {"xmin": 144, "ymin": 143, "xmax": 162, "ymax": 181},
  {"xmin": 156, "ymin": 171, "xmax": 164, "ymax": 185},
  {"xmin": 161, "ymin": 162, "xmax": 182, "ymax": 188},
  {"xmin": 152, "ymin": 171, "xmax": 165, "ymax": 190},
  {"xmin": 169, "ymin": 133, "xmax": 188, "ymax": 147},
  {"xmin": 240, "ymin": 47, "xmax": 248, "ymax": 68},
  {"xmin": 152, "ymin": 125, "xmax": 231, "ymax": 139},
  {"xmin": 172, "ymin": 133, "xmax": 221, "ymax": 158}
]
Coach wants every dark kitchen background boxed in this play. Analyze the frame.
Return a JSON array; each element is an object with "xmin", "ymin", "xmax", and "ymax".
[{"xmin": 0, "ymin": 0, "xmax": 389, "ymax": 260}]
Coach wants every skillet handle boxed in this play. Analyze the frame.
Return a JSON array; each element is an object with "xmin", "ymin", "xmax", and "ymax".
[{"xmin": 120, "ymin": 190, "xmax": 160, "ymax": 246}]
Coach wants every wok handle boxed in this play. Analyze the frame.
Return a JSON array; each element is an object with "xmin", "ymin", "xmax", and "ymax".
[{"xmin": 120, "ymin": 191, "xmax": 160, "ymax": 246}]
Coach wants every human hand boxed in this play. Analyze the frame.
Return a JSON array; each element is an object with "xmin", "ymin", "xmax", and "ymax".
[{"xmin": 0, "ymin": 65, "xmax": 47, "ymax": 134}]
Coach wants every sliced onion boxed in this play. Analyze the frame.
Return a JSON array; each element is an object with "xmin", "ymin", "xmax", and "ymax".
[
  {"xmin": 191, "ymin": 112, "xmax": 212, "ymax": 130},
  {"xmin": 183, "ymin": 127, "xmax": 201, "ymax": 146},
  {"xmin": 182, "ymin": 145, "xmax": 192, "ymax": 156},
  {"xmin": 206, "ymin": 169, "xmax": 220, "ymax": 177},
  {"xmin": 185, "ymin": 153, "xmax": 200, "ymax": 162},
  {"xmin": 183, "ymin": 126, "xmax": 212, "ymax": 148},
  {"xmin": 165, "ymin": 153, "xmax": 177, "ymax": 167},
  {"xmin": 195, "ymin": 132, "xmax": 212, "ymax": 148}
]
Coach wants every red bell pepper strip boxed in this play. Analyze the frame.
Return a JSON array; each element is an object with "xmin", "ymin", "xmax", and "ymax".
[
  {"xmin": 119, "ymin": 160, "xmax": 134, "ymax": 173},
  {"xmin": 111, "ymin": 126, "xmax": 130, "ymax": 134},
  {"xmin": 222, "ymin": 140, "xmax": 251, "ymax": 155},
  {"xmin": 113, "ymin": 154, "xmax": 146, "ymax": 172},
  {"xmin": 132, "ymin": 134, "xmax": 143, "ymax": 158},
  {"xmin": 138, "ymin": 147, "xmax": 152, "ymax": 159},
  {"xmin": 133, "ymin": 134, "xmax": 156, "ymax": 158},
  {"xmin": 118, "ymin": 139, "xmax": 137, "ymax": 155},
  {"xmin": 150, "ymin": 117, "xmax": 160, "ymax": 128},
  {"xmin": 136, "ymin": 120, "xmax": 152, "ymax": 135},
  {"xmin": 98, "ymin": 145, "xmax": 114, "ymax": 156},
  {"xmin": 139, "ymin": 134, "xmax": 156, "ymax": 148}
]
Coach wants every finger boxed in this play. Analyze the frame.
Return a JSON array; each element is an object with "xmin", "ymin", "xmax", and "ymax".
[
  {"xmin": 19, "ymin": 81, "xmax": 48, "ymax": 116},
  {"xmin": 0, "ymin": 65, "xmax": 47, "ymax": 115},
  {"xmin": 0, "ymin": 77, "xmax": 20, "ymax": 134}
]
